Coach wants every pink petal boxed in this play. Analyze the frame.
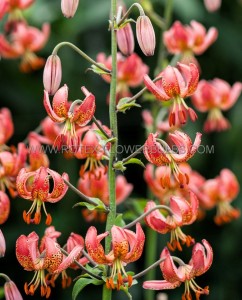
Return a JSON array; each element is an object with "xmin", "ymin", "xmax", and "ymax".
[
  {"xmin": 43, "ymin": 90, "xmax": 65, "ymax": 123},
  {"xmin": 143, "ymin": 280, "xmax": 181, "ymax": 290},
  {"xmin": 54, "ymin": 245, "xmax": 83, "ymax": 273},
  {"xmin": 144, "ymin": 74, "xmax": 170, "ymax": 101}
]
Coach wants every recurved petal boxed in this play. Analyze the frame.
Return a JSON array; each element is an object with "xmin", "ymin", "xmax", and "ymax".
[
  {"xmin": 177, "ymin": 63, "xmax": 199, "ymax": 97},
  {"xmin": 143, "ymin": 279, "xmax": 181, "ymax": 290},
  {"xmin": 162, "ymin": 65, "xmax": 181, "ymax": 97},
  {"xmin": 123, "ymin": 223, "xmax": 145, "ymax": 263},
  {"xmin": 161, "ymin": 248, "xmax": 186, "ymax": 283},
  {"xmin": 43, "ymin": 90, "xmax": 66, "ymax": 123},
  {"xmin": 16, "ymin": 232, "xmax": 39, "ymax": 271},
  {"xmin": 168, "ymin": 131, "xmax": 192, "ymax": 162},
  {"xmin": 54, "ymin": 245, "xmax": 83, "ymax": 273},
  {"xmin": 144, "ymin": 133, "xmax": 171, "ymax": 166},
  {"xmin": 85, "ymin": 226, "xmax": 110, "ymax": 264},
  {"xmin": 221, "ymin": 82, "xmax": 242, "ymax": 110},
  {"xmin": 190, "ymin": 239, "xmax": 213, "ymax": 276},
  {"xmin": 47, "ymin": 170, "xmax": 68, "ymax": 203},
  {"xmin": 72, "ymin": 86, "xmax": 96, "ymax": 126},
  {"xmin": 44, "ymin": 237, "xmax": 63, "ymax": 272},
  {"xmin": 143, "ymin": 74, "xmax": 171, "ymax": 101},
  {"xmin": 16, "ymin": 168, "xmax": 35, "ymax": 199},
  {"xmin": 52, "ymin": 84, "xmax": 69, "ymax": 118},
  {"xmin": 31, "ymin": 167, "xmax": 49, "ymax": 201},
  {"xmin": 111, "ymin": 226, "xmax": 129, "ymax": 259}
]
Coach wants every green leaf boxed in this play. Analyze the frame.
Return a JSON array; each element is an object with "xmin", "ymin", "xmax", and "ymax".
[
  {"xmin": 116, "ymin": 97, "xmax": 141, "ymax": 113},
  {"xmin": 89, "ymin": 64, "xmax": 111, "ymax": 75},
  {"xmin": 113, "ymin": 161, "xmax": 126, "ymax": 171},
  {"xmin": 72, "ymin": 278, "xmax": 103, "ymax": 300},
  {"xmin": 73, "ymin": 198, "xmax": 107, "ymax": 212},
  {"xmin": 123, "ymin": 158, "xmax": 145, "ymax": 168},
  {"xmin": 114, "ymin": 214, "xmax": 126, "ymax": 227}
]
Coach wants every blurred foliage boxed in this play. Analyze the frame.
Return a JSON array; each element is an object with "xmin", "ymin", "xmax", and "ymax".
[{"xmin": 0, "ymin": 0, "xmax": 242, "ymax": 299}]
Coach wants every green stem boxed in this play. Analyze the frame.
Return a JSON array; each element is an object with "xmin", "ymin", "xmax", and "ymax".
[
  {"xmin": 52, "ymin": 42, "xmax": 111, "ymax": 74},
  {"xmin": 117, "ymin": 3, "xmax": 145, "ymax": 26},
  {"xmin": 155, "ymin": 0, "xmax": 174, "ymax": 75},
  {"xmin": 64, "ymin": 179, "xmax": 109, "ymax": 211},
  {"xmin": 122, "ymin": 145, "xmax": 144, "ymax": 164},
  {"xmin": 123, "ymin": 204, "xmax": 173, "ymax": 229},
  {"xmin": 102, "ymin": 0, "xmax": 118, "ymax": 299},
  {"xmin": 144, "ymin": 228, "xmax": 158, "ymax": 300},
  {"xmin": 0, "ymin": 273, "xmax": 11, "ymax": 282}
]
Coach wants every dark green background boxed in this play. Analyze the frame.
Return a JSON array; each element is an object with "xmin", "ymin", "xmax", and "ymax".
[{"xmin": 0, "ymin": 0, "xmax": 242, "ymax": 299}]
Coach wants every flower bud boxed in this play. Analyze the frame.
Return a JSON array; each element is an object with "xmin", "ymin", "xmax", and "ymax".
[
  {"xmin": 0, "ymin": 229, "xmax": 6, "ymax": 257},
  {"xmin": 204, "ymin": 0, "xmax": 221, "ymax": 12},
  {"xmin": 61, "ymin": 0, "xmax": 79, "ymax": 18},
  {"xmin": 43, "ymin": 54, "xmax": 62, "ymax": 96},
  {"xmin": 4, "ymin": 280, "xmax": 23, "ymax": 300},
  {"xmin": 136, "ymin": 15, "xmax": 156, "ymax": 56},
  {"xmin": 117, "ymin": 23, "xmax": 135, "ymax": 56},
  {"xmin": 0, "ymin": 191, "xmax": 10, "ymax": 225}
]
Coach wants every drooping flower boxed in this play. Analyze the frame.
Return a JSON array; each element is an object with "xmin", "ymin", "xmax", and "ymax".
[
  {"xmin": 204, "ymin": 0, "xmax": 221, "ymax": 12},
  {"xmin": 144, "ymin": 192, "xmax": 198, "ymax": 251},
  {"xmin": 0, "ymin": 191, "xmax": 10, "ymax": 225},
  {"xmin": 0, "ymin": 108, "xmax": 14, "ymax": 146},
  {"xmin": 85, "ymin": 223, "xmax": 145, "ymax": 290},
  {"xmin": 97, "ymin": 52, "xmax": 149, "ymax": 101},
  {"xmin": 0, "ymin": 22, "xmax": 50, "ymax": 72},
  {"xmin": 43, "ymin": 84, "xmax": 96, "ymax": 151},
  {"xmin": 136, "ymin": 15, "xmax": 156, "ymax": 56},
  {"xmin": 0, "ymin": 0, "xmax": 34, "ymax": 20},
  {"xmin": 61, "ymin": 0, "xmax": 79, "ymax": 18},
  {"xmin": 16, "ymin": 231, "xmax": 82, "ymax": 298},
  {"xmin": 192, "ymin": 79, "xmax": 242, "ymax": 132},
  {"xmin": 16, "ymin": 167, "xmax": 69, "ymax": 225},
  {"xmin": 163, "ymin": 20, "xmax": 218, "ymax": 65},
  {"xmin": 143, "ymin": 239, "xmax": 213, "ymax": 300},
  {"xmin": 0, "ymin": 143, "xmax": 27, "ymax": 197},
  {"xmin": 201, "ymin": 169, "xmax": 240, "ymax": 225},
  {"xmin": 66, "ymin": 233, "xmax": 89, "ymax": 269},
  {"xmin": 143, "ymin": 131, "xmax": 202, "ymax": 188},
  {"xmin": 78, "ymin": 167, "xmax": 133, "ymax": 222},
  {"xmin": 144, "ymin": 63, "xmax": 199, "ymax": 126},
  {"xmin": 4, "ymin": 279, "xmax": 23, "ymax": 300}
]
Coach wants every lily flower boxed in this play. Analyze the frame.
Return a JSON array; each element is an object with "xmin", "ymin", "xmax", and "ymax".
[
  {"xmin": 16, "ymin": 167, "xmax": 69, "ymax": 225},
  {"xmin": 0, "ymin": 0, "xmax": 34, "ymax": 20},
  {"xmin": 201, "ymin": 169, "xmax": 240, "ymax": 225},
  {"xmin": 78, "ymin": 167, "xmax": 133, "ymax": 222},
  {"xmin": 145, "ymin": 192, "xmax": 198, "ymax": 251},
  {"xmin": 143, "ymin": 132, "xmax": 201, "ymax": 188},
  {"xmin": 44, "ymin": 85, "xmax": 96, "ymax": 151},
  {"xmin": 0, "ymin": 143, "xmax": 27, "ymax": 197},
  {"xmin": 85, "ymin": 223, "xmax": 145, "ymax": 290},
  {"xmin": 144, "ymin": 63, "xmax": 199, "ymax": 126},
  {"xmin": 16, "ymin": 231, "xmax": 82, "ymax": 298},
  {"xmin": 163, "ymin": 20, "xmax": 218, "ymax": 65},
  {"xmin": 0, "ymin": 191, "xmax": 10, "ymax": 225},
  {"xmin": 0, "ymin": 22, "xmax": 50, "ymax": 72},
  {"xmin": 0, "ymin": 108, "xmax": 14, "ymax": 146},
  {"xmin": 192, "ymin": 79, "xmax": 242, "ymax": 132},
  {"xmin": 143, "ymin": 240, "xmax": 213, "ymax": 300}
]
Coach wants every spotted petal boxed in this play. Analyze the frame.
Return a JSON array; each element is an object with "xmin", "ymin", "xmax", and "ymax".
[
  {"xmin": 143, "ymin": 74, "xmax": 171, "ymax": 101},
  {"xmin": 143, "ymin": 279, "xmax": 181, "ymax": 290},
  {"xmin": 54, "ymin": 245, "xmax": 83, "ymax": 273},
  {"xmin": 47, "ymin": 170, "xmax": 69, "ymax": 203}
]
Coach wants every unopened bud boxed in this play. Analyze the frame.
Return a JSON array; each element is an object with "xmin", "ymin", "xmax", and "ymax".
[
  {"xmin": 61, "ymin": 0, "xmax": 79, "ymax": 18},
  {"xmin": 136, "ymin": 15, "xmax": 156, "ymax": 56},
  {"xmin": 43, "ymin": 54, "xmax": 62, "ymax": 95},
  {"xmin": 204, "ymin": 0, "xmax": 221, "ymax": 12},
  {"xmin": 0, "ymin": 229, "xmax": 6, "ymax": 257},
  {"xmin": 0, "ymin": 191, "xmax": 10, "ymax": 225},
  {"xmin": 117, "ymin": 23, "xmax": 135, "ymax": 56},
  {"xmin": 4, "ymin": 280, "xmax": 23, "ymax": 300}
]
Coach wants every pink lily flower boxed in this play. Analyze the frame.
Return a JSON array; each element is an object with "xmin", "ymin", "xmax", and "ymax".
[
  {"xmin": 85, "ymin": 223, "xmax": 145, "ymax": 290},
  {"xmin": 192, "ymin": 79, "xmax": 242, "ymax": 132},
  {"xmin": 201, "ymin": 169, "xmax": 240, "ymax": 225},
  {"xmin": 163, "ymin": 20, "xmax": 218, "ymax": 57},
  {"xmin": 144, "ymin": 63, "xmax": 199, "ymax": 126},
  {"xmin": 0, "ymin": 191, "xmax": 10, "ymax": 225},
  {"xmin": 145, "ymin": 192, "xmax": 198, "ymax": 251},
  {"xmin": 0, "ymin": 0, "xmax": 34, "ymax": 20},
  {"xmin": 143, "ymin": 131, "xmax": 202, "ymax": 188},
  {"xmin": 0, "ymin": 108, "xmax": 14, "ymax": 146},
  {"xmin": 16, "ymin": 167, "xmax": 69, "ymax": 225},
  {"xmin": 0, "ymin": 22, "xmax": 50, "ymax": 72},
  {"xmin": 43, "ymin": 85, "xmax": 96, "ymax": 151},
  {"xmin": 16, "ymin": 231, "xmax": 82, "ymax": 298},
  {"xmin": 143, "ymin": 240, "xmax": 213, "ymax": 300}
]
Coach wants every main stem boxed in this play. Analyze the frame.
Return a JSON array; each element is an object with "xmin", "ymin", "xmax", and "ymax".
[{"xmin": 102, "ymin": 0, "xmax": 118, "ymax": 299}]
